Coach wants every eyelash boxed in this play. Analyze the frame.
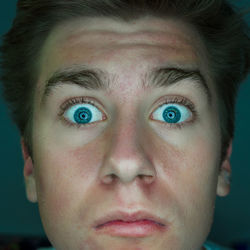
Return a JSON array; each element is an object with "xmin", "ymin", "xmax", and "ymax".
[
  {"xmin": 58, "ymin": 96, "xmax": 106, "ymax": 129},
  {"xmin": 150, "ymin": 96, "xmax": 198, "ymax": 129},
  {"xmin": 58, "ymin": 96, "xmax": 198, "ymax": 129}
]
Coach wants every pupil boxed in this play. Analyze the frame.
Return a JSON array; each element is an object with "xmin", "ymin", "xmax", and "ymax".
[{"xmin": 168, "ymin": 112, "xmax": 174, "ymax": 118}]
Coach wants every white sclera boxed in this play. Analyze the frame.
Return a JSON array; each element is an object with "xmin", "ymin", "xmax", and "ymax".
[
  {"xmin": 152, "ymin": 103, "xmax": 191, "ymax": 123},
  {"xmin": 64, "ymin": 104, "xmax": 103, "ymax": 124}
]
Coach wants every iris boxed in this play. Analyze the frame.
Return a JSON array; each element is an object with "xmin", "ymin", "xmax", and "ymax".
[
  {"xmin": 73, "ymin": 107, "xmax": 92, "ymax": 124},
  {"xmin": 163, "ymin": 106, "xmax": 181, "ymax": 123}
]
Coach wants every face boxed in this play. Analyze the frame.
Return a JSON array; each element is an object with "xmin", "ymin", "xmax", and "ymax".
[{"xmin": 22, "ymin": 16, "xmax": 232, "ymax": 250}]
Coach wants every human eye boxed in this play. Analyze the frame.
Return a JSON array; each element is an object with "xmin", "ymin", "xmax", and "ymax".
[
  {"xmin": 58, "ymin": 97, "xmax": 107, "ymax": 128},
  {"xmin": 150, "ymin": 96, "xmax": 197, "ymax": 129}
]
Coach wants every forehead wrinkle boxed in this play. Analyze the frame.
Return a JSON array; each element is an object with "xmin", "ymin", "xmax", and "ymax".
[
  {"xmin": 52, "ymin": 17, "xmax": 198, "ymax": 53},
  {"xmin": 64, "ymin": 29, "xmax": 192, "ymax": 49}
]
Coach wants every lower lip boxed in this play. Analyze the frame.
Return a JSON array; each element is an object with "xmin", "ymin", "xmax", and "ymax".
[{"xmin": 94, "ymin": 220, "xmax": 166, "ymax": 237}]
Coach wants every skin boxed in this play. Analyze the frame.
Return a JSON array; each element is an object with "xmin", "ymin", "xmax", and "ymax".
[{"xmin": 21, "ymin": 16, "xmax": 232, "ymax": 250}]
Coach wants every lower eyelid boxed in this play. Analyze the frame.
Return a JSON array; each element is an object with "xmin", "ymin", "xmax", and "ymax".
[{"xmin": 60, "ymin": 115, "xmax": 105, "ymax": 128}]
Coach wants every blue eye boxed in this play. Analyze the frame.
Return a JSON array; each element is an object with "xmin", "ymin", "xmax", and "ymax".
[
  {"xmin": 151, "ymin": 103, "xmax": 192, "ymax": 124},
  {"xmin": 64, "ymin": 103, "xmax": 103, "ymax": 125}
]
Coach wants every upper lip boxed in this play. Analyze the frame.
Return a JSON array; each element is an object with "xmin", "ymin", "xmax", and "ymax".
[{"xmin": 93, "ymin": 210, "xmax": 167, "ymax": 228}]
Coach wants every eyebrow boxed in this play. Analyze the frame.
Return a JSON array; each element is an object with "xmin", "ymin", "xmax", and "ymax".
[{"xmin": 41, "ymin": 65, "xmax": 212, "ymax": 105}]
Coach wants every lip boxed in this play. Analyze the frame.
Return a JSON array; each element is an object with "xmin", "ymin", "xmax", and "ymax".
[{"xmin": 93, "ymin": 210, "xmax": 167, "ymax": 237}]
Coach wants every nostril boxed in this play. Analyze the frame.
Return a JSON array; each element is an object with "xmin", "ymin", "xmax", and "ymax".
[
  {"xmin": 141, "ymin": 175, "xmax": 154, "ymax": 184},
  {"xmin": 102, "ymin": 174, "xmax": 117, "ymax": 184}
]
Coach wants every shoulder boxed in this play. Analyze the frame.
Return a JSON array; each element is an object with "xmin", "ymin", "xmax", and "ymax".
[
  {"xmin": 37, "ymin": 248, "xmax": 55, "ymax": 250},
  {"xmin": 37, "ymin": 240, "xmax": 233, "ymax": 250},
  {"xmin": 204, "ymin": 240, "xmax": 233, "ymax": 250}
]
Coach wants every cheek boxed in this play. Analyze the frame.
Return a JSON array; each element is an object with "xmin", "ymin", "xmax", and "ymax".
[
  {"xmin": 139, "ymin": 126, "xmax": 219, "ymax": 244},
  {"xmin": 32, "ymin": 129, "xmax": 109, "ymax": 223},
  {"xmin": 144, "ymin": 123, "xmax": 220, "ymax": 205},
  {"xmin": 180, "ymin": 137, "xmax": 220, "ymax": 194}
]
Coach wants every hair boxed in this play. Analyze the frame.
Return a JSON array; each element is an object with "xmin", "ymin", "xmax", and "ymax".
[{"xmin": 1, "ymin": 0, "xmax": 250, "ymax": 169}]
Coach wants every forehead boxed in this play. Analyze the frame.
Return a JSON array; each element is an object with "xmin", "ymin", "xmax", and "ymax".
[
  {"xmin": 36, "ymin": 16, "xmax": 212, "ymax": 103},
  {"xmin": 57, "ymin": 16, "xmax": 197, "ymax": 49},
  {"xmin": 40, "ymin": 17, "xmax": 207, "ymax": 70}
]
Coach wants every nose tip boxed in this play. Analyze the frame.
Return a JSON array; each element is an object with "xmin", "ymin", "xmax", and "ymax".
[{"xmin": 101, "ymin": 156, "xmax": 156, "ymax": 184}]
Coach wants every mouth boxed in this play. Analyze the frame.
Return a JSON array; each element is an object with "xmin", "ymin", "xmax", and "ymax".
[{"xmin": 93, "ymin": 210, "xmax": 168, "ymax": 237}]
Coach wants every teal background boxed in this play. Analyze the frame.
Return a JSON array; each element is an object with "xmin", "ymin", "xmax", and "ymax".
[{"xmin": 0, "ymin": 0, "xmax": 249, "ymax": 247}]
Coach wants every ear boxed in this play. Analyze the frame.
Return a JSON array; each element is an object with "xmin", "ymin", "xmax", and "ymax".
[
  {"xmin": 21, "ymin": 137, "xmax": 37, "ymax": 203},
  {"xmin": 216, "ymin": 139, "xmax": 233, "ymax": 197}
]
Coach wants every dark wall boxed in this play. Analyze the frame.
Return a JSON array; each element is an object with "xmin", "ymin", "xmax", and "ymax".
[
  {"xmin": 0, "ymin": 0, "xmax": 249, "ymax": 246},
  {"xmin": 0, "ymin": 0, "xmax": 45, "ymax": 237}
]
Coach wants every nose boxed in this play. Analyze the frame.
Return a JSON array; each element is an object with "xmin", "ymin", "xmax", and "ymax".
[{"xmin": 99, "ymin": 114, "xmax": 156, "ymax": 185}]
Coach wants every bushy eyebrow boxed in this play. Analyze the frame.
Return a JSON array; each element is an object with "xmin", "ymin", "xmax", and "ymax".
[
  {"xmin": 147, "ymin": 67, "xmax": 212, "ymax": 104},
  {"xmin": 41, "ymin": 65, "xmax": 212, "ymax": 105},
  {"xmin": 42, "ymin": 66, "xmax": 108, "ymax": 103}
]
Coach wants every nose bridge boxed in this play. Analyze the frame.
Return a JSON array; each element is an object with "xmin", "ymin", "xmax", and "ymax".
[
  {"xmin": 100, "ymin": 109, "xmax": 155, "ymax": 184},
  {"xmin": 111, "ymin": 114, "xmax": 140, "ymax": 160}
]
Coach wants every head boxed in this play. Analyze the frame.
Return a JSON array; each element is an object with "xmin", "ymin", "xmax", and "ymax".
[{"xmin": 1, "ymin": 0, "xmax": 250, "ymax": 250}]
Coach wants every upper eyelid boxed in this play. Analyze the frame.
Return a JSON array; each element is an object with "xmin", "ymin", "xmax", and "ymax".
[
  {"xmin": 150, "ymin": 95, "xmax": 196, "ymax": 114},
  {"xmin": 58, "ymin": 95, "xmax": 197, "ymax": 122},
  {"xmin": 58, "ymin": 96, "xmax": 106, "ymax": 116}
]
